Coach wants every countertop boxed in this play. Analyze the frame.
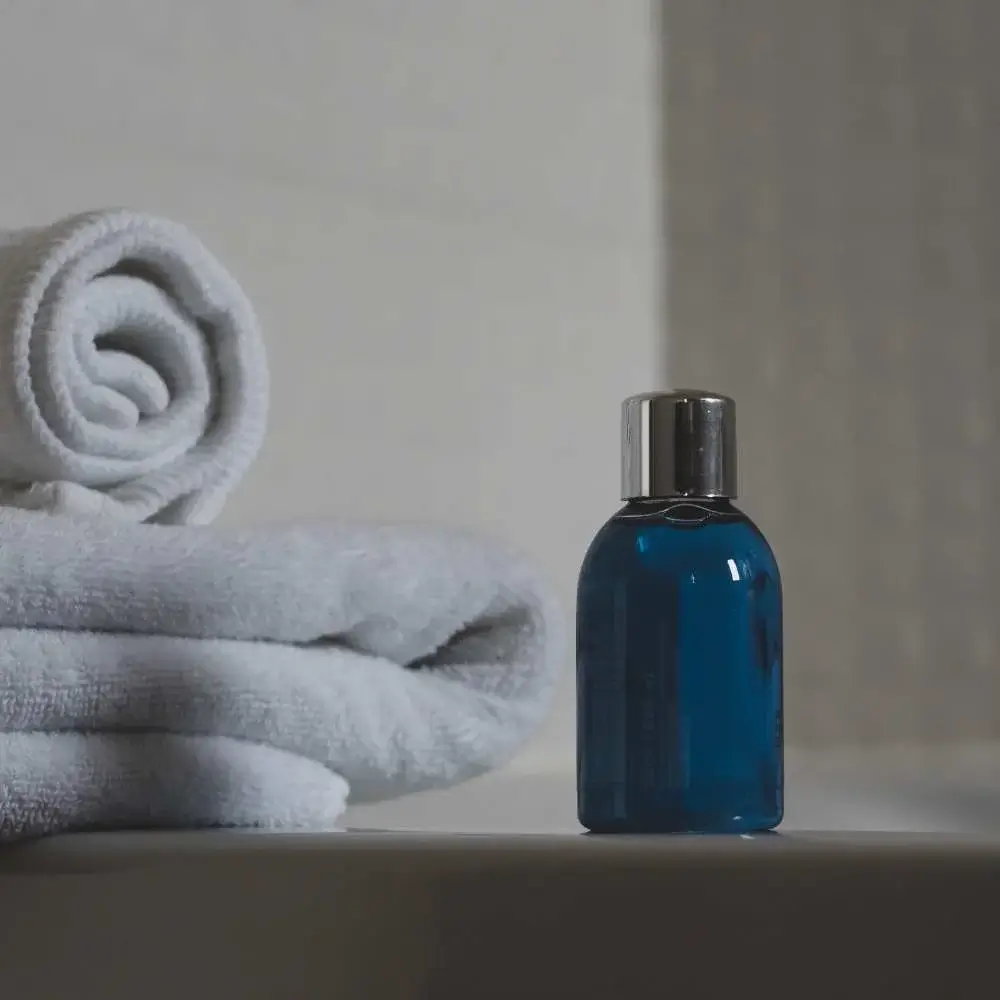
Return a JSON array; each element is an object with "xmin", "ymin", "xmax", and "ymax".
[{"xmin": 4, "ymin": 747, "xmax": 1000, "ymax": 999}]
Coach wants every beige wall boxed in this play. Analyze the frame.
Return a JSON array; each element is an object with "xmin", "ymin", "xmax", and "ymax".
[
  {"xmin": 0, "ymin": 2, "xmax": 662, "ymax": 768},
  {"xmin": 665, "ymin": 0, "xmax": 1000, "ymax": 745}
]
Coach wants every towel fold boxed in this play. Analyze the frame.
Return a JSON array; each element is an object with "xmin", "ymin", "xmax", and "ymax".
[
  {"xmin": 2, "ymin": 733, "xmax": 349, "ymax": 841},
  {"xmin": 0, "ymin": 509, "xmax": 564, "ymax": 841},
  {"xmin": 0, "ymin": 209, "xmax": 267, "ymax": 524}
]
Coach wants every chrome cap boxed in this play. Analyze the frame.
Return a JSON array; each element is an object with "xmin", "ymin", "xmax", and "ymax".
[{"xmin": 621, "ymin": 390, "xmax": 738, "ymax": 499}]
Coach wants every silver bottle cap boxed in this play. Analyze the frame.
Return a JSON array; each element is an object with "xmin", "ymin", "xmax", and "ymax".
[{"xmin": 621, "ymin": 390, "xmax": 738, "ymax": 499}]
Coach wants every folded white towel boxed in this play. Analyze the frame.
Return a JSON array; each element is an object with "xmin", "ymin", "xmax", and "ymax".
[
  {"xmin": 0, "ymin": 209, "xmax": 267, "ymax": 524},
  {"xmin": 2, "ymin": 733, "xmax": 349, "ymax": 840},
  {"xmin": 0, "ymin": 509, "xmax": 564, "ymax": 840}
]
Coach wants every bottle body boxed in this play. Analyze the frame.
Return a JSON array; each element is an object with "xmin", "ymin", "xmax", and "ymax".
[{"xmin": 577, "ymin": 498, "xmax": 783, "ymax": 834}]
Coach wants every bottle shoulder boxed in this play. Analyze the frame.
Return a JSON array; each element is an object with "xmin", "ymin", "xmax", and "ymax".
[{"xmin": 580, "ymin": 499, "xmax": 780, "ymax": 582}]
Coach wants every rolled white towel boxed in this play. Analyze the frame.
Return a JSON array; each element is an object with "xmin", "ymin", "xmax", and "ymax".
[{"xmin": 0, "ymin": 209, "xmax": 267, "ymax": 523}]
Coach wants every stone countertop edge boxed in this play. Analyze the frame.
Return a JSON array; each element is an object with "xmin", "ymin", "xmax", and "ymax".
[{"xmin": 5, "ymin": 827, "xmax": 1000, "ymax": 875}]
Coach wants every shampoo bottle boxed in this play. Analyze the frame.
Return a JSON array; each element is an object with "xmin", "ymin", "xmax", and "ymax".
[{"xmin": 577, "ymin": 390, "xmax": 782, "ymax": 833}]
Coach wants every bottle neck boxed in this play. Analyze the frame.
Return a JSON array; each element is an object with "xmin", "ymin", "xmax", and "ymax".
[
  {"xmin": 616, "ymin": 496, "xmax": 742, "ymax": 524},
  {"xmin": 623, "ymin": 495, "xmax": 736, "ymax": 508}
]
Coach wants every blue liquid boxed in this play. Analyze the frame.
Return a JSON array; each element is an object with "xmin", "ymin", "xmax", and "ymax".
[{"xmin": 577, "ymin": 498, "xmax": 782, "ymax": 833}]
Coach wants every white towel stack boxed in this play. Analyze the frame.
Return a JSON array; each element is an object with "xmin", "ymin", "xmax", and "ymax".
[{"xmin": 0, "ymin": 209, "xmax": 564, "ymax": 842}]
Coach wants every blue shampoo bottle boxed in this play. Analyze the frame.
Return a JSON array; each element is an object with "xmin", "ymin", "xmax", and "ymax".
[{"xmin": 577, "ymin": 390, "xmax": 783, "ymax": 833}]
